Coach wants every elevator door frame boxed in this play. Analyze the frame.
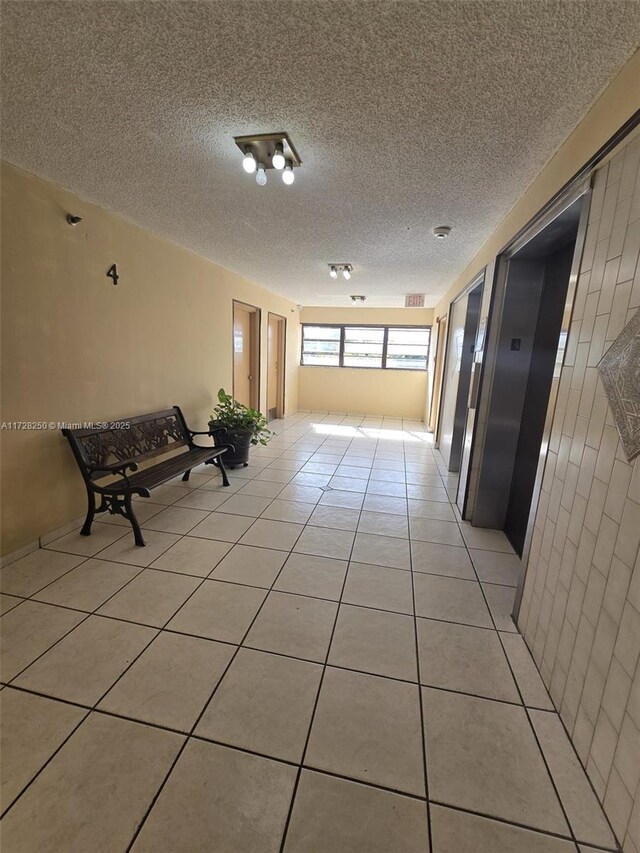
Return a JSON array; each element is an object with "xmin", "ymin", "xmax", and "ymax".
[
  {"xmin": 442, "ymin": 274, "xmax": 484, "ymax": 470},
  {"xmin": 499, "ymin": 183, "xmax": 592, "ymax": 619}
]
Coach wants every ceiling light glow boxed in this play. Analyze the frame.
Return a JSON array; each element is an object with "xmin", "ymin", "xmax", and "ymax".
[
  {"xmin": 328, "ymin": 263, "xmax": 353, "ymax": 280},
  {"xmin": 272, "ymin": 144, "xmax": 285, "ymax": 170},
  {"xmin": 234, "ymin": 133, "xmax": 301, "ymax": 188},
  {"xmin": 242, "ymin": 150, "xmax": 256, "ymax": 173},
  {"xmin": 282, "ymin": 164, "xmax": 295, "ymax": 185}
]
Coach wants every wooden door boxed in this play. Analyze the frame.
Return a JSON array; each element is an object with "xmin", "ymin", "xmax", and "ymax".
[{"xmin": 233, "ymin": 303, "xmax": 258, "ymax": 408}]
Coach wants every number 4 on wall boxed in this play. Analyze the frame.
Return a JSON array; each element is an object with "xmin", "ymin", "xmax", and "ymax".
[{"xmin": 106, "ymin": 263, "xmax": 119, "ymax": 285}]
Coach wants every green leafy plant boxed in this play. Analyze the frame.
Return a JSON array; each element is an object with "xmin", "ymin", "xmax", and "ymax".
[{"xmin": 210, "ymin": 388, "xmax": 273, "ymax": 446}]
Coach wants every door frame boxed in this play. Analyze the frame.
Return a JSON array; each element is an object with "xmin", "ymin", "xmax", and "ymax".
[
  {"xmin": 438, "ymin": 271, "xmax": 485, "ymax": 467},
  {"xmin": 510, "ymin": 183, "xmax": 592, "ymax": 620},
  {"xmin": 267, "ymin": 312, "xmax": 287, "ymax": 421},
  {"xmin": 232, "ymin": 300, "xmax": 261, "ymax": 411},
  {"xmin": 428, "ymin": 313, "xmax": 448, "ymax": 437}
]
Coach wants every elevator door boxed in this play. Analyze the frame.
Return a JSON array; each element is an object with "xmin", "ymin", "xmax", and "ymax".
[
  {"xmin": 472, "ymin": 195, "xmax": 585, "ymax": 556},
  {"xmin": 504, "ymin": 245, "xmax": 574, "ymax": 554}
]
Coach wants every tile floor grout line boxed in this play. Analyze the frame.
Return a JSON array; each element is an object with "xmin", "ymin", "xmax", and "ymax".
[
  {"xmin": 276, "ymin": 430, "xmax": 378, "ymax": 853},
  {"xmin": 1, "ymin": 634, "xmax": 559, "ymax": 713},
  {"xmin": 427, "ymin": 799, "xmax": 593, "ymax": 849},
  {"xmin": 403, "ymin": 445, "xmax": 435, "ymax": 853}
]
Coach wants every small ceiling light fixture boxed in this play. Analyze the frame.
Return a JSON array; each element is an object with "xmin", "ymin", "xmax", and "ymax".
[
  {"xmin": 242, "ymin": 149, "xmax": 257, "ymax": 173},
  {"xmin": 66, "ymin": 213, "xmax": 82, "ymax": 225},
  {"xmin": 350, "ymin": 295, "xmax": 366, "ymax": 304},
  {"xmin": 328, "ymin": 263, "xmax": 353, "ymax": 280},
  {"xmin": 432, "ymin": 225, "xmax": 452, "ymax": 239},
  {"xmin": 272, "ymin": 143, "xmax": 285, "ymax": 170},
  {"xmin": 234, "ymin": 132, "xmax": 301, "ymax": 187},
  {"xmin": 256, "ymin": 165, "xmax": 268, "ymax": 187}
]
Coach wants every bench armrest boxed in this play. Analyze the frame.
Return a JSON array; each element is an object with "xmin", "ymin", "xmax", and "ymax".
[{"xmin": 88, "ymin": 460, "xmax": 139, "ymax": 486}]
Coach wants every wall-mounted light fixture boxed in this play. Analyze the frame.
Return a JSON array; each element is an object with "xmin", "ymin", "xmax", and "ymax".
[
  {"xmin": 234, "ymin": 132, "xmax": 301, "ymax": 187},
  {"xmin": 328, "ymin": 263, "xmax": 353, "ymax": 280}
]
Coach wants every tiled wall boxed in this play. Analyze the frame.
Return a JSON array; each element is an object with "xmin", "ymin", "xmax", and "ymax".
[{"xmin": 519, "ymin": 130, "xmax": 640, "ymax": 852}]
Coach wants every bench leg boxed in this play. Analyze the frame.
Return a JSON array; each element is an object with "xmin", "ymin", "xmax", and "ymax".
[
  {"xmin": 182, "ymin": 469, "xmax": 191, "ymax": 482},
  {"xmin": 80, "ymin": 490, "xmax": 95, "ymax": 537},
  {"xmin": 124, "ymin": 494, "xmax": 146, "ymax": 546},
  {"xmin": 217, "ymin": 456, "xmax": 230, "ymax": 487}
]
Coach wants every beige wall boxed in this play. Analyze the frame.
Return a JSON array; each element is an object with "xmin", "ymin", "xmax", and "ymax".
[
  {"xmin": 298, "ymin": 306, "xmax": 432, "ymax": 418},
  {"xmin": 432, "ymin": 49, "xmax": 640, "ymax": 321},
  {"xmin": 519, "ymin": 136, "xmax": 640, "ymax": 852},
  {"xmin": 0, "ymin": 161, "xmax": 300, "ymax": 555}
]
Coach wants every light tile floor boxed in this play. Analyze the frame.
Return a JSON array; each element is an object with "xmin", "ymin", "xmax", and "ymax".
[{"xmin": 0, "ymin": 412, "xmax": 620, "ymax": 852}]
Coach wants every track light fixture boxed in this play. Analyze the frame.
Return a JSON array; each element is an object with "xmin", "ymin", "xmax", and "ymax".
[
  {"xmin": 350, "ymin": 295, "xmax": 366, "ymax": 303},
  {"xmin": 234, "ymin": 132, "xmax": 301, "ymax": 187},
  {"xmin": 328, "ymin": 263, "xmax": 353, "ymax": 280}
]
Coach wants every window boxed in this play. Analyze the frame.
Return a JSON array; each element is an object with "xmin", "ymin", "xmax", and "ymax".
[
  {"xmin": 300, "ymin": 325, "xmax": 341, "ymax": 366},
  {"xmin": 301, "ymin": 324, "xmax": 430, "ymax": 370}
]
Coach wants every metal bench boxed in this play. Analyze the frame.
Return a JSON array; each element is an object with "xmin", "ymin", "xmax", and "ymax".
[{"xmin": 62, "ymin": 406, "xmax": 232, "ymax": 546}]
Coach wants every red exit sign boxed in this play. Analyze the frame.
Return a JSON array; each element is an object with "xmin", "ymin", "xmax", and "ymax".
[{"xmin": 405, "ymin": 293, "xmax": 425, "ymax": 308}]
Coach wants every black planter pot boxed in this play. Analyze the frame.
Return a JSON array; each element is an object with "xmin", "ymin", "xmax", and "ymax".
[{"xmin": 208, "ymin": 421, "xmax": 253, "ymax": 468}]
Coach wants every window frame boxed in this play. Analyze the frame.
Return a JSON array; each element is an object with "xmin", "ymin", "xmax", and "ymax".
[{"xmin": 300, "ymin": 323, "xmax": 431, "ymax": 371}]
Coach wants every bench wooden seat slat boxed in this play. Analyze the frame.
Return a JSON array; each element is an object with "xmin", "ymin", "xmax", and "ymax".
[{"xmin": 62, "ymin": 406, "xmax": 232, "ymax": 546}]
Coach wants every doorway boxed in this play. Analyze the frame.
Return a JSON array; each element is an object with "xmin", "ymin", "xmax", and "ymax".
[
  {"xmin": 428, "ymin": 314, "xmax": 448, "ymax": 435},
  {"xmin": 438, "ymin": 276, "xmax": 483, "ymax": 474},
  {"xmin": 233, "ymin": 301, "xmax": 261, "ymax": 410},
  {"xmin": 473, "ymin": 188, "xmax": 590, "ymax": 560},
  {"xmin": 267, "ymin": 313, "xmax": 286, "ymax": 421}
]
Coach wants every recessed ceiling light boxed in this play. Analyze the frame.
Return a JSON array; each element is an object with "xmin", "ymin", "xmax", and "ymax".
[{"xmin": 432, "ymin": 226, "xmax": 452, "ymax": 239}]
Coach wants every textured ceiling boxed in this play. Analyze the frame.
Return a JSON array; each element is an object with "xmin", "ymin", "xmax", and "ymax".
[{"xmin": 2, "ymin": 1, "xmax": 639, "ymax": 306}]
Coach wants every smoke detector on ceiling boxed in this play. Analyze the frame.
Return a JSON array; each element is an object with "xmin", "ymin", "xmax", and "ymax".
[
  {"xmin": 350, "ymin": 295, "xmax": 366, "ymax": 304},
  {"xmin": 432, "ymin": 226, "xmax": 452, "ymax": 239}
]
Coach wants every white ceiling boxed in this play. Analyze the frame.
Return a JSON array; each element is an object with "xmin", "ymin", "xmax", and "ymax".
[{"xmin": 2, "ymin": 1, "xmax": 639, "ymax": 306}]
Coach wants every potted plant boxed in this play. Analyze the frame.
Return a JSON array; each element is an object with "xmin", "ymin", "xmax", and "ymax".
[{"xmin": 208, "ymin": 388, "xmax": 272, "ymax": 468}]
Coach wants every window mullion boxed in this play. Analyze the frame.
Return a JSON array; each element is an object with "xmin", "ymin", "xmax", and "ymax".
[
  {"xmin": 339, "ymin": 326, "xmax": 345, "ymax": 367},
  {"xmin": 382, "ymin": 327, "xmax": 389, "ymax": 369}
]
